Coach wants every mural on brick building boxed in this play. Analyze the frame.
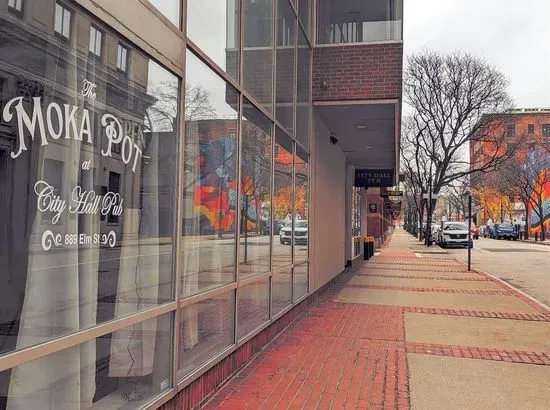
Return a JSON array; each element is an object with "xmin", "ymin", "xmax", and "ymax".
[{"xmin": 193, "ymin": 135, "xmax": 237, "ymax": 233}]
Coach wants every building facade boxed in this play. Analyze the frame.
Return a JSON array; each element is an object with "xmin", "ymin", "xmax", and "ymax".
[
  {"xmin": 0, "ymin": 0, "xmax": 402, "ymax": 409},
  {"xmin": 470, "ymin": 109, "xmax": 550, "ymax": 233}
]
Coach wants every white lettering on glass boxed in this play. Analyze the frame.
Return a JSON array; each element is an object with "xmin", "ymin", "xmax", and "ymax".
[
  {"xmin": 34, "ymin": 181, "xmax": 67, "ymax": 224},
  {"xmin": 2, "ymin": 97, "xmax": 93, "ymax": 158},
  {"xmin": 81, "ymin": 79, "xmax": 97, "ymax": 100},
  {"xmin": 1, "ymin": 96, "xmax": 143, "ymax": 173}
]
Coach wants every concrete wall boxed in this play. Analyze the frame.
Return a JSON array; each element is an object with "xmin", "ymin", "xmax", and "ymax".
[{"xmin": 310, "ymin": 110, "xmax": 346, "ymax": 292}]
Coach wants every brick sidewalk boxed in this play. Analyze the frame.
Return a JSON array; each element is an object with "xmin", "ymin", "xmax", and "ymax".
[{"xmin": 202, "ymin": 230, "xmax": 550, "ymax": 410}]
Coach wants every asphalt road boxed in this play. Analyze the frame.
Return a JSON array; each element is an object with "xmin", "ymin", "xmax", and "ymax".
[{"xmin": 445, "ymin": 237, "xmax": 550, "ymax": 307}]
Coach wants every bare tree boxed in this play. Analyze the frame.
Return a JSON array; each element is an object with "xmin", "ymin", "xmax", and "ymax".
[{"xmin": 404, "ymin": 50, "xmax": 519, "ymax": 243}]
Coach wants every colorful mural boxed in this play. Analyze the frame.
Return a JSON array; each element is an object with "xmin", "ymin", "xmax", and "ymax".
[
  {"xmin": 529, "ymin": 172, "xmax": 550, "ymax": 234},
  {"xmin": 193, "ymin": 135, "xmax": 237, "ymax": 233}
]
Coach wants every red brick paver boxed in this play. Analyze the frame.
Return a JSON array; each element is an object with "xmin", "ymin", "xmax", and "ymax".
[{"xmin": 201, "ymin": 231, "xmax": 550, "ymax": 410}]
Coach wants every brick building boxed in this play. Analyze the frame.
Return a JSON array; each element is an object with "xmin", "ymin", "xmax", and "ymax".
[{"xmin": 470, "ymin": 109, "xmax": 550, "ymax": 231}]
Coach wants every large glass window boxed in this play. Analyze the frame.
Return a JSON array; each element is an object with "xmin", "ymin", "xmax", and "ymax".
[
  {"xmin": 276, "ymin": 0, "xmax": 296, "ymax": 133},
  {"xmin": 317, "ymin": 0, "xmax": 403, "ymax": 44},
  {"xmin": 181, "ymin": 50, "xmax": 239, "ymax": 297},
  {"xmin": 296, "ymin": 27, "xmax": 311, "ymax": 149},
  {"xmin": 240, "ymin": 101, "xmax": 273, "ymax": 278},
  {"xmin": 272, "ymin": 267, "xmax": 292, "ymax": 316},
  {"xmin": 0, "ymin": 314, "xmax": 172, "ymax": 409},
  {"xmin": 237, "ymin": 278, "xmax": 270, "ymax": 339},
  {"xmin": 243, "ymin": 0, "xmax": 274, "ymax": 112},
  {"xmin": 294, "ymin": 263, "xmax": 308, "ymax": 300},
  {"xmin": 273, "ymin": 129, "xmax": 293, "ymax": 268},
  {"xmin": 0, "ymin": 2, "xmax": 178, "ymax": 356},
  {"xmin": 178, "ymin": 291, "xmax": 235, "ymax": 379},
  {"xmin": 294, "ymin": 146, "xmax": 309, "ymax": 262},
  {"xmin": 187, "ymin": 0, "xmax": 240, "ymax": 81},
  {"xmin": 147, "ymin": 0, "xmax": 181, "ymax": 27},
  {"xmin": 298, "ymin": 0, "xmax": 311, "ymax": 36}
]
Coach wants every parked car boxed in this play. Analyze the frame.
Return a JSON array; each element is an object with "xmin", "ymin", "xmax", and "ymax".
[
  {"xmin": 492, "ymin": 223, "xmax": 518, "ymax": 240},
  {"xmin": 471, "ymin": 223, "xmax": 479, "ymax": 240},
  {"xmin": 437, "ymin": 222, "xmax": 473, "ymax": 248},
  {"xmin": 485, "ymin": 223, "xmax": 495, "ymax": 238},
  {"xmin": 279, "ymin": 220, "xmax": 308, "ymax": 245}
]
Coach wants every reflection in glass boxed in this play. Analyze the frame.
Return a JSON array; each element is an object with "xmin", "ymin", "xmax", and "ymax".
[
  {"xmin": 178, "ymin": 291, "xmax": 235, "ymax": 379},
  {"xmin": 0, "ymin": 314, "xmax": 172, "ymax": 409},
  {"xmin": 296, "ymin": 27, "xmax": 311, "ymax": 149},
  {"xmin": 298, "ymin": 0, "xmax": 311, "ymax": 36},
  {"xmin": 147, "ymin": 0, "xmax": 181, "ymax": 27},
  {"xmin": 294, "ymin": 147, "xmax": 309, "ymax": 262},
  {"xmin": 276, "ymin": 0, "xmax": 296, "ymax": 133},
  {"xmin": 243, "ymin": 0, "xmax": 274, "ymax": 112},
  {"xmin": 317, "ymin": 0, "xmax": 403, "ymax": 44},
  {"xmin": 187, "ymin": 0, "xmax": 240, "ymax": 80},
  {"xmin": 294, "ymin": 263, "xmax": 308, "ymax": 300},
  {"xmin": 272, "ymin": 268, "xmax": 292, "ymax": 316},
  {"xmin": 237, "ymin": 278, "xmax": 269, "ymax": 339},
  {"xmin": 273, "ymin": 129, "xmax": 293, "ymax": 268},
  {"xmin": 181, "ymin": 50, "xmax": 239, "ymax": 297},
  {"xmin": 0, "ymin": 5, "xmax": 177, "ymax": 359},
  {"xmin": 240, "ymin": 101, "xmax": 273, "ymax": 278}
]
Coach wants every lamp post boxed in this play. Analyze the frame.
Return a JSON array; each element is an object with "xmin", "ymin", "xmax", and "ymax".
[{"xmin": 463, "ymin": 190, "xmax": 472, "ymax": 271}]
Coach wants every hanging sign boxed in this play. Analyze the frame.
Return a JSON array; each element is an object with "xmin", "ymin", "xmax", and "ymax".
[{"xmin": 355, "ymin": 169, "xmax": 394, "ymax": 187}]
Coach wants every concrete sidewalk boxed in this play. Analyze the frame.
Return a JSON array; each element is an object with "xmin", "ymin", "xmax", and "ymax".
[{"xmin": 202, "ymin": 229, "xmax": 550, "ymax": 410}]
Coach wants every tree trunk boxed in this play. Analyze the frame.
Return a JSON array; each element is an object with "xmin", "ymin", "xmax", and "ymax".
[
  {"xmin": 524, "ymin": 202, "xmax": 529, "ymax": 240},
  {"xmin": 539, "ymin": 205, "xmax": 545, "ymax": 241}
]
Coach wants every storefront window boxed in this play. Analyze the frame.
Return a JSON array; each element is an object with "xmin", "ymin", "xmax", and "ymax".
[
  {"xmin": 294, "ymin": 146, "xmax": 309, "ymax": 262},
  {"xmin": 276, "ymin": 0, "xmax": 296, "ymax": 133},
  {"xmin": 243, "ymin": 0, "xmax": 274, "ymax": 112},
  {"xmin": 178, "ymin": 291, "xmax": 235, "ymax": 379},
  {"xmin": 240, "ymin": 101, "xmax": 272, "ymax": 278},
  {"xmin": 296, "ymin": 27, "xmax": 311, "ymax": 149},
  {"xmin": 272, "ymin": 267, "xmax": 292, "ymax": 316},
  {"xmin": 237, "ymin": 277, "xmax": 270, "ymax": 339},
  {"xmin": 187, "ymin": 0, "xmax": 240, "ymax": 81},
  {"xmin": 273, "ymin": 129, "xmax": 293, "ymax": 268},
  {"xmin": 181, "ymin": 50, "xmax": 239, "ymax": 297},
  {"xmin": 0, "ymin": 3, "xmax": 178, "ymax": 358},
  {"xmin": 0, "ymin": 314, "xmax": 172, "ymax": 409},
  {"xmin": 147, "ymin": 0, "xmax": 181, "ymax": 27},
  {"xmin": 294, "ymin": 263, "xmax": 308, "ymax": 300}
]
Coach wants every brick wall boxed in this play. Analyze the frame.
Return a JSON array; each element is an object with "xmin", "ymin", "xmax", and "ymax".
[{"xmin": 313, "ymin": 43, "xmax": 403, "ymax": 102}]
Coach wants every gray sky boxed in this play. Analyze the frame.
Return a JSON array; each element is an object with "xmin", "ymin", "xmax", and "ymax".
[{"xmin": 404, "ymin": 0, "xmax": 550, "ymax": 108}]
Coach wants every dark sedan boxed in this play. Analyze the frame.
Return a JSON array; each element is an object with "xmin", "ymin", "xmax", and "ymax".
[{"xmin": 492, "ymin": 223, "xmax": 518, "ymax": 240}]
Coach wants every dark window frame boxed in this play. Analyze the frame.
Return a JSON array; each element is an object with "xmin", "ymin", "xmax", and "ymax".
[
  {"xmin": 88, "ymin": 24, "xmax": 104, "ymax": 60},
  {"xmin": 506, "ymin": 124, "xmax": 516, "ymax": 137},
  {"xmin": 54, "ymin": 2, "xmax": 73, "ymax": 42},
  {"xmin": 8, "ymin": 0, "xmax": 24, "ymax": 18},
  {"xmin": 116, "ymin": 43, "xmax": 130, "ymax": 74},
  {"xmin": 107, "ymin": 171, "xmax": 121, "ymax": 224},
  {"xmin": 542, "ymin": 124, "xmax": 550, "ymax": 137},
  {"xmin": 528, "ymin": 123, "xmax": 535, "ymax": 134}
]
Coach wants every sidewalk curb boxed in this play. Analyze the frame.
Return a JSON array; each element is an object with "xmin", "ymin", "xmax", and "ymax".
[
  {"xmin": 520, "ymin": 240, "xmax": 550, "ymax": 247},
  {"xmin": 454, "ymin": 259, "xmax": 550, "ymax": 314}
]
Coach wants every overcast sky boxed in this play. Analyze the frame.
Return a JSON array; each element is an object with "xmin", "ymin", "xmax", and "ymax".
[{"xmin": 404, "ymin": 0, "xmax": 550, "ymax": 108}]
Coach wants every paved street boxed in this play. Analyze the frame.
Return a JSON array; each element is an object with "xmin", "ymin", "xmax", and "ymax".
[
  {"xmin": 445, "ymin": 237, "xmax": 550, "ymax": 307},
  {"xmin": 202, "ymin": 230, "xmax": 550, "ymax": 409}
]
